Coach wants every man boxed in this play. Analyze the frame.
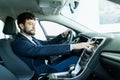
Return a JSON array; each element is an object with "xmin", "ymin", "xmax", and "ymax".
[{"xmin": 11, "ymin": 12, "xmax": 94, "ymax": 76}]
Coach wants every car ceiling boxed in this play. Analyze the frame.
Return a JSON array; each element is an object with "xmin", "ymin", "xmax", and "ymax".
[{"xmin": 0, "ymin": 0, "xmax": 70, "ymax": 21}]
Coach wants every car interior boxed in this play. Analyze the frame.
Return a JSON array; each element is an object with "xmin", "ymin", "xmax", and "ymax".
[{"xmin": 0, "ymin": 0, "xmax": 120, "ymax": 80}]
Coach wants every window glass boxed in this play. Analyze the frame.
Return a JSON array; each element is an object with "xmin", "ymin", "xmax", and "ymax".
[
  {"xmin": 61, "ymin": 0, "xmax": 120, "ymax": 33},
  {"xmin": 61, "ymin": 0, "xmax": 99, "ymax": 32},
  {"xmin": 99, "ymin": 0, "xmax": 120, "ymax": 24},
  {"xmin": 0, "ymin": 20, "xmax": 5, "ymax": 39},
  {"xmin": 34, "ymin": 20, "xmax": 47, "ymax": 40},
  {"xmin": 40, "ymin": 21, "xmax": 68, "ymax": 36}
]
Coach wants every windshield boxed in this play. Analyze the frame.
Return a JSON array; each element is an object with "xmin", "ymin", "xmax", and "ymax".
[{"xmin": 61, "ymin": 0, "xmax": 120, "ymax": 33}]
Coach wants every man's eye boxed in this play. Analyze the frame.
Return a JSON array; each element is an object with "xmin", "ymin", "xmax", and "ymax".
[{"xmin": 28, "ymin": 23, "xmax": 33, "ymax": 25}]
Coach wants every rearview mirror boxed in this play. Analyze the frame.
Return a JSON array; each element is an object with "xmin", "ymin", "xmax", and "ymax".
[{"xmin": 69, "ymin": 0, "xmax": 79, "ymax": 13}]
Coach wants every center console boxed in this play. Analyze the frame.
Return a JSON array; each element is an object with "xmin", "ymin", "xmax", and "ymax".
[{"xmin": 48, "ymin": 37, "xmax": 106, "ymax": 80}]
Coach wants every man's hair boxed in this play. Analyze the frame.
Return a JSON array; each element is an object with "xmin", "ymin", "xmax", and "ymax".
[{"xmin": 17, "ymin": 12, "xmax": 35, "ymax": 25}]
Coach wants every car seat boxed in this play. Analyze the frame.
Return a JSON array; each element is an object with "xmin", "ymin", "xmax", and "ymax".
[
  {"xmin": 3, "ymin": 16, "xmax": 17, "ymax": 39},
  {"xmin": 0, "ymin": 16, "xmax": 35, "ymax": 80},
  {"xmin": 0, "ymin": 64, "xmax": 18, "ymax": 80}
]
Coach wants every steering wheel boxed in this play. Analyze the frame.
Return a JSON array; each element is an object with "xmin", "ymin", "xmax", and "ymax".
[
  {"xmin": 51, "ymin": 31, "xmax": 74, "ymax": 63},
  {"xmin": 66, "ymin": 31, "xmax": 74, "ymax": 44}
]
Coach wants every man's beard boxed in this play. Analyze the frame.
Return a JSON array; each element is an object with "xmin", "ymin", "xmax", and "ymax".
[{"xmin": 23, "ymin": 29, "xmax": 35, "ymax": 36}]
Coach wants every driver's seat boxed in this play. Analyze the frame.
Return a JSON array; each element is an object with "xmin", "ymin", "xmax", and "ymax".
[
  {"xmin": 0, "ymin": 16, "xmax": 35, "ymax": 80},
  {"xmin": 0, "ymin": 39, "xmax": 35, "ymax": 80}
]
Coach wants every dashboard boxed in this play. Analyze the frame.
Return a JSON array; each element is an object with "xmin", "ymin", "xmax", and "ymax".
[{"xmin": 48, "ymin": 33, "xmax": 120, "ymax": 80}]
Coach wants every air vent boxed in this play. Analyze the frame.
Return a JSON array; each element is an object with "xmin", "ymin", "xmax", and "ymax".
[
  {"xmin": 95, "ymin": 39, "xmax": 103, "ymax": 45},
  {"xmin": 91, "ymin": 38, "xmax": 103, "ymax": 45}
]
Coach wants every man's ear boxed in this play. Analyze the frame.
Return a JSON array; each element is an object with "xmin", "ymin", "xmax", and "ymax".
[{"xmin": 19, "ymin": 23, "xmax": 24, "ymax": 30}]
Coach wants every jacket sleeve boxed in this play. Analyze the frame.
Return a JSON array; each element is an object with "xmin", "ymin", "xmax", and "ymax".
[
  {"xmin": 39, "ymin": 34, "xmax": 67, "ymax": 45},
  {"xmin": 12, "ymin": 39, "xmax": 71, "ymax": 57}
]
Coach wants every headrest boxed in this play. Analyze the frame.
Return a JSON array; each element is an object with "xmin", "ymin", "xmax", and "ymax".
[{"xmin": 3, "ymin": 16, "xmax": 17, "ymax": 35}]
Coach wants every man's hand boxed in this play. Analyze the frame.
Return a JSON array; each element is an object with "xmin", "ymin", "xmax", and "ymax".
[
  {"xmin": 71, "ymin": 42, "xmax": 94, "ymax": 50},
  {"xmin": 61, "ymin": 29, "xmax": 72, "ymax": 38}
]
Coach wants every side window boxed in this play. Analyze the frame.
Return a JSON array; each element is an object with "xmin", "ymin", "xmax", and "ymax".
[
  {"xmin": 0, "ymin": 20, "xmax": 5, "ymax": 39},
  {"xmin": 34, "ymin": 20, "xmax": 47, "ymax": 40},
  {"xmin": 40, "ymin": 21, "xmax": 68, "ymax": 37}
]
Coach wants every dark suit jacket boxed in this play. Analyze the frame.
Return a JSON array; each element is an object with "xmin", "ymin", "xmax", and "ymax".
[{"xmin": 11, "ymin": 33, "xmax": 70, "ymax": 74}]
